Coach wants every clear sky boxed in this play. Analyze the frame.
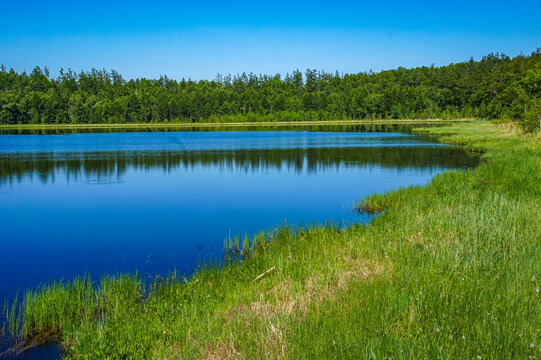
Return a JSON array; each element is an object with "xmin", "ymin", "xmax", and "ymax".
[{"xmin": 1, "ymin": 0, "xmax": 540, "ymax": 80}]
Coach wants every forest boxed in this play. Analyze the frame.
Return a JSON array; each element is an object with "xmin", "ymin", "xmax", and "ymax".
[{"xmin": 1, "ymin": 50, "xmax": 540, "ymax": 131}]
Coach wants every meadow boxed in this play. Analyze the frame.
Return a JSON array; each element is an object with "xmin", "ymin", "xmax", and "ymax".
[{"xmin": 3, "ymin": 121, "xmax": 540, "ymax": 359}]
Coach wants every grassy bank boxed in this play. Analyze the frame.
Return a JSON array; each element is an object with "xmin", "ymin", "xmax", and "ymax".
[
  {"xmin": 3, "ymin": 121, "xmax": 540, "ymax": 359},
  {"xmin": 0, "ymin": 118, "xmax": 470, "ymax": 131}
]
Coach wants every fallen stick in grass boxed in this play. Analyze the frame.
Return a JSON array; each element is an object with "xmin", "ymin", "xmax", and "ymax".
[{"xmin": 253, "ymin": 267, "xmax": 275, "ymax": 282}]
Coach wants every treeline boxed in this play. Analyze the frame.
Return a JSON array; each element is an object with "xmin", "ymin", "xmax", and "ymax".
[{"xmin": 1, "ymin": 50, "xmax": 540, "ymax": 131}]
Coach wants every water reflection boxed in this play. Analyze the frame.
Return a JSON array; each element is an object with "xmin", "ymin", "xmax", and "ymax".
[{"xmin": 1, "ymin": 146, "xmax": 477, "ymax": 186}]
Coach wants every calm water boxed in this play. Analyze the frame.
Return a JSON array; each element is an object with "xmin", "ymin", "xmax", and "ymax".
[{"xmin": 0, "ymin": 129, "xmax": 478, "ymax": 358}]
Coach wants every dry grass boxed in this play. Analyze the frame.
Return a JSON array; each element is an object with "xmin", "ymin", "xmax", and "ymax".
[
  {"xmin": 229, "ymin": 256, "xmax": 385, "ymax": 325},
  {"xmin": 201, "ymin": 341, "xmax": 241, "ymax": 360}
]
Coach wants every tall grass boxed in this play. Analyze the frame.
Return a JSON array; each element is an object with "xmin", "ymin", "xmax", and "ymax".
[
  {"xmin": 3, "ymin": 275, "xmax": 141, "ymax": 344},
  {"xmin": 355, "ymin": 186, "xmax": 418, "ymax": 214},
  {"xmin": 3, "ymin": 121, "xmax": 540, "ymax": 359}
]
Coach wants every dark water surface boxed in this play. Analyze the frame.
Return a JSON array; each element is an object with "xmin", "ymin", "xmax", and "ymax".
[{"xmin": 0, "ymin": 128, "xmax": 478, "ymax": 358}]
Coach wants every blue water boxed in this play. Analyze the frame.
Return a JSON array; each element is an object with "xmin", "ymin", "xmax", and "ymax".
[
  {"xmin": 0, "ymin": 131, "xmax": 439, "ymax": 153},
  {"xmin": 0, "ymin": 130, "xmax": 478, "ymax": 358}
]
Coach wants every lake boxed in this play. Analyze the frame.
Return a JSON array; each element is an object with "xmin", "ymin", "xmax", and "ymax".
[{"xmin": 0, "ymin": 127, "xmax": 478, "ymax": 358}]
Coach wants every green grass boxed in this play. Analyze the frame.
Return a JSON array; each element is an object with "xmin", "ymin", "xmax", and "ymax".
[
  {"xmin": 4, "ymin": 121, "xmax": 540, "ymax": 359},
  {"xmin": 355, "ymin": 186, "xmax": 415, "ymax": 214}
]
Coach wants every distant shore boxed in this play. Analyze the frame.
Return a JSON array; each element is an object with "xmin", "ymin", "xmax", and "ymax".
[{"xmin": 0, "ymin": 118, "xmax": 472, "ymax": 131}]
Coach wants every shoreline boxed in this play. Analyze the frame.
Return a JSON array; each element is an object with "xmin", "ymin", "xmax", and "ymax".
[{"xmin": 0, "ymin": 118, "xmax": 472, "ymax": 131}]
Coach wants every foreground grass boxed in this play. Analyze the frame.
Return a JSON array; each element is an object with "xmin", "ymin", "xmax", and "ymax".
[
  {"xmin": 4, "ymin": 121, "xmax": 540, "ymax": 359},
  {"xmin": 0, "ymin": 118, "xmax": 469, "ymax": 131}
]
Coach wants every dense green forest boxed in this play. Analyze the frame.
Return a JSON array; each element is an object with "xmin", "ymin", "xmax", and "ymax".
[{"xmin": 1, "ymin": 50, "xmax": 540, "ymax": 131}]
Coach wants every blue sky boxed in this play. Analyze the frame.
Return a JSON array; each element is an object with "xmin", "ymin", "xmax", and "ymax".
[{"xmin": 1, "ymin": 0, "xmax": 540, "ymax": 80}]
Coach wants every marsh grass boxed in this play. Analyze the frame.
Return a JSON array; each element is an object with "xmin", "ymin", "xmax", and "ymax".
[
  {"xmin": 355, "ymin": 186, "xmax": 418, "ymax": 214},
  {"xmin": 3, "ymin": 275, "xmax": 142, "ymax": 345},
  {"xmin": 3, "ymin": 121, "xmax": 540, "ymax": 359}
]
